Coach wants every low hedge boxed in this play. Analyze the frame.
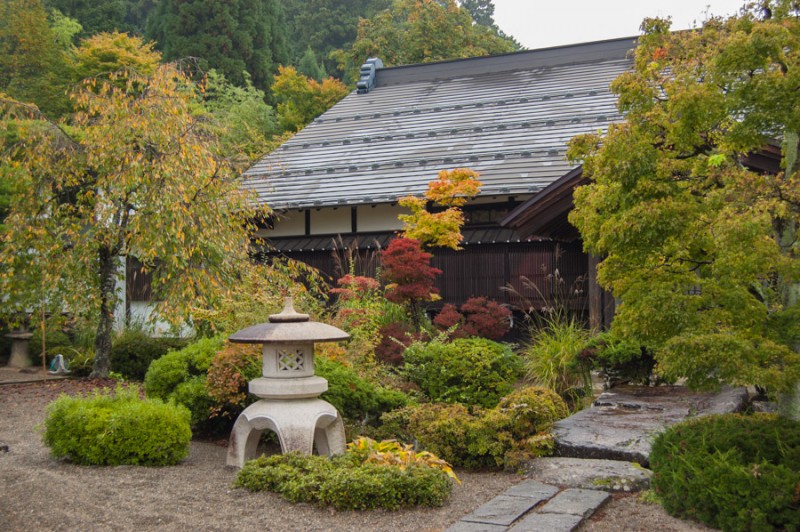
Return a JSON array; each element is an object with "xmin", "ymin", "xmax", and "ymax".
[
  {"xmin": 43, "ymin": 385, "xmax": 191, "ymax": 466},
  {"xmin": 650, "ymin": 413, "xmax": 800, "ymax": 531},
  {"xmin": 235, "ymin": 450, "xmax": 452, "ymax": 510}
]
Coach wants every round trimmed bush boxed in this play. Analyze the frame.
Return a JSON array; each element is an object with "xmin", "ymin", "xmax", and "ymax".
[
  {"xmin": 650, "ymin": 413, "xmax": 800, "ymax": 531},
  {"xmin": 402, "ymin": 337, "xmax": 522, "ymax": 408},
  {"xmin": 43, "ymin": 385, "xmax": 191, "ymax": 466}
]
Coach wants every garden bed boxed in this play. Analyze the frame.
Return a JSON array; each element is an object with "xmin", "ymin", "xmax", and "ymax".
[{"xmin": 0, "ymin": 378, "xmax": 709, "ymax": 531}]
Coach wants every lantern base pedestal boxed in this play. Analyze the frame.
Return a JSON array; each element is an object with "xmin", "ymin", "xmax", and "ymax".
[{"xmin": 226, "ymin": 398, "xmax": 346, "ymax": 468}]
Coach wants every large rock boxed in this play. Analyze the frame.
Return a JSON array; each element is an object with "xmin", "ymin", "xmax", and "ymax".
[
  {"xmin": 552, "ymin": 385, "xmax": 748, "ymax": 466},
  {"xmin": 527, "ymin": 457, "xmax": 651, "ymax": 492}
]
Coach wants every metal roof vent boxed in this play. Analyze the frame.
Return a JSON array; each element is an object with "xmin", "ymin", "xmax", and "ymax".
[{"xmin": 356, "ymin": 57, "xmax": 383, "ymax": 94}]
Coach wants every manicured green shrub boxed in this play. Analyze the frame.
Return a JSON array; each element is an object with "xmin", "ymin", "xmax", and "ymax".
[
  {"xmin": 144, "ymin": 335, "xmax": 224, "ymax": 429},
  {"xmin": 110, "ymin": 327, "xmax": 188, "ymax": 380},
  {"xmin": 43, "ymin": 385, "xmax": 191, "ymax": 466},
  {"xmin": 650, "ymin": 413, "xmax": 800, "ymax": 531},
  {"xmin": 377, "ymin": 386, "xmax": 567, "ymax": 469},
  {"xmin": 402, "ymin": 337, "xmax": 521, "ymax": 408},
  {"xmin": 316, "ymin": 356, "xmax": 412, "ymax": 423},
  {"xmin": 235, "ymin": 449, "xmax": 453, "ymax": 510}
]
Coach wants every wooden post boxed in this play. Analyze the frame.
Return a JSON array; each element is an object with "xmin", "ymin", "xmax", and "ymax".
[{"xmin": 588, "ymin": 254, "xmax": 602, "ymax": 330}]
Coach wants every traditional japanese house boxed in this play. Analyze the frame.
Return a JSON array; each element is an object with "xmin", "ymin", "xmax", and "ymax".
[{"xmin": 240, "ymin": 37, "xmax": 639, "ymax": 320}]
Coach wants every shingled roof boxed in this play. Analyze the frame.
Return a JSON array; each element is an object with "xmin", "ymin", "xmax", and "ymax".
[{"xmin": 244, "ymin": 37, "xmax": 636, "ymax": 210}]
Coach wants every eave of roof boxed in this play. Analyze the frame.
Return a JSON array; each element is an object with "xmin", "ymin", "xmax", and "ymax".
[
  {"xmin": 500, "ymin": 166, "xmax": 587, "ymax": 240},
  {"xmin": 244, "ymin": 37, "xmax": 636, "ymax": 210}
]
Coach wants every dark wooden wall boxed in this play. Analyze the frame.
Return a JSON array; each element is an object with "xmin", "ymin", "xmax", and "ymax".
[{"xmin": 270, "ymin": 241, "xmax": 588, "ymax": 312}]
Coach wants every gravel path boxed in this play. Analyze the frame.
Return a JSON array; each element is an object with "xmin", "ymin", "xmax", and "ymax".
[{"xmin": 0, "ymin": 379, "xmax": 710, "ymax": 531}]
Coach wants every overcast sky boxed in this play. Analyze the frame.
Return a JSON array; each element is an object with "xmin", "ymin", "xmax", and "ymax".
[{"xmin": 493, "ymin": 0, "xmax": 749, "ymax": 50}]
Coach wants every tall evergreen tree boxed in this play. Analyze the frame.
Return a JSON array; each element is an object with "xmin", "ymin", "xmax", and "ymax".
[
  {"xmin": 297, "ymin": 47, "xmax": 326, "ymax": 82},
  {"xmin": 147, "ymin": 0, "xmax": 288, "ymax": 92},
  {"xmin": 44, "ymin": 0, "xmax": 131, "ymax": 36},
  {"xmin": 460, "ymin": 0, "xmax": 495, "ymax": 27}
]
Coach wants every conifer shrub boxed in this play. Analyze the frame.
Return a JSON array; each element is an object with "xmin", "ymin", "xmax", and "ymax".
[
  {"xmin": 402, "ymin": 337, "xmax": 522, "ymax": 408},
  {"xmin": 377, "ymin": 386, "xmax": 567, "ymax": 469},
  {"xmin": 650, "ymin": 413, "xmax": 800, "ymax": 531},
  {"xmin": 235, "ymin": 446, "xmax": 453, "ymax": 510},
  {"xmin": 581, "ymin": 331, "xmax": 655, "ymax": 386},
  {"xmin": 43, "ymin": 385, "xmax": 191, "ymax": 466}
]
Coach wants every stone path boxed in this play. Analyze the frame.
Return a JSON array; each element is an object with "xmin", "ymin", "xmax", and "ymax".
[
  {"xmin": 447, "ymin": 480, "xmax": 609, "ymax": 532},
  {"xmin": 447, "ymin": 385, "xmax": 749, "ymax": 531},
  {"xmin": 446, "ymin": 458, "xmax": 649, "ymax": 532}
]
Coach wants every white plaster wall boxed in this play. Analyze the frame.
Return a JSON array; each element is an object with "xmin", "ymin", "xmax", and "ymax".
[
  {"xmin": 269, "ymin": 210, "xmax": 306, "ymax": 237},
  {"xmin": 310, "ymin": 208, "xmax": 350, "ymax": 235},
  {"xmin": 357, "ymin": 204, "xmax": 407, "ymax": 232},
  {"xmin": 127, "ymin": 302, "xmax": 193, "ymax": 338}
]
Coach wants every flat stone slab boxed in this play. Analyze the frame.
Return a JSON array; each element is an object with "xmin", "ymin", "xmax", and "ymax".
[
  {"xmin": 446, "ymin": 521, "xmax": 508, "ymax": 532},
  {"xmin": 553, "ymin": 385, "xmax": 747, "ymax": 465},
  {"xmin": 462, "ymin": 495, "xmax": 543, "ymax": 526},
  {"xmin": 509, "ymin": 511, "xmax": 584, "ymax": 532},
  {"xmin": 503, "ymin": 479, "xmax": 560, "ymax": 499},
  {"xmin": 527, "ymin": 457, "xmax": 652, "ymax": 492},
  {"xmin": 538, "ymin": 488, "xmax": 610, "ymax": 518}
]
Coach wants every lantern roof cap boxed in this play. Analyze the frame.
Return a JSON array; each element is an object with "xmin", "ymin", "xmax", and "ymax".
[{"xmin": 228, "ymin": 297, "xmax": 350, "ymax": 344}]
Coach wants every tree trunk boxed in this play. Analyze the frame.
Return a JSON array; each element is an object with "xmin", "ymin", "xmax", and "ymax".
[
  {"xmin": 90, "ymin": 245, "xmax": 117, "ymax": 378},
  {"xmin": 778, "ymin": 131, "xmax": 800, "ymax": 420}
]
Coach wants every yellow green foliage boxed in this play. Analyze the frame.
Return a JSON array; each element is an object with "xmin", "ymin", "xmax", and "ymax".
[
  {"xmin": 271, "ymin": 65, "xmax": 349, "ymax": 132},
  {"xmin": 73, "ymin": 32, "xmax": 161, "ymax": 79},
  {"xmin": 399, "ymin": 168, "xmax": 482, "ymax": 249},
  {"xmin": 348, "ymin": 0, "xmax": 517, "ymax": 74},
  {"xmin": 377, "ymin": 386, "xmax": 568, "ymax": 469},
  {"xmin": 348, "ymin": 437, "xmax": 460, "ymax": 483},
  {"xmin": 0, "ymin": 63, "xmax": 266, "ymax": 376}
]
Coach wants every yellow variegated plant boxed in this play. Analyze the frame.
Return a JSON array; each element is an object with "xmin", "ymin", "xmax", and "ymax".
[{"xmin": 347, "ymin": 437, "xmax": 461, "ymax": 484}]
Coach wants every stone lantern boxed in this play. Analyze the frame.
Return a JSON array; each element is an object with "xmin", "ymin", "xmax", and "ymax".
[{"xmin": 226, "ymin": 297, "xmax": 350, "ymax": 468}]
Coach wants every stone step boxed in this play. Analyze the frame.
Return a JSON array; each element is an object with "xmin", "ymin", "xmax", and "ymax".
[
  {"xmin": 446, "ymin": 481, "xmax": 609, "ymax": 532},
  {"xmin": 525, "ymin": 457, "xmax": 651, "ymax": 492},
  {"xmin": 552, "ymin": 385, "xmax": 748, "ymax": 466}
]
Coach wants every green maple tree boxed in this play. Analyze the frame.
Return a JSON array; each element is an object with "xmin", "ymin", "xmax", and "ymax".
[{"xmin": 568, "ymin": 1, "xmax": 800, "ymax": 404}]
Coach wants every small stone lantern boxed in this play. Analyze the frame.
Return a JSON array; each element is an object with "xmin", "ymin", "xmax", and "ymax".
[{"xmin": 226, "ymin": 298, "xmax": 350, "ymax": 468}]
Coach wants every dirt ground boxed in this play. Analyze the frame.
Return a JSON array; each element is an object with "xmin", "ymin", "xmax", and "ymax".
[{"xmin": 0, "ymin": 377, "xmax": 711, "ymax": 531}]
